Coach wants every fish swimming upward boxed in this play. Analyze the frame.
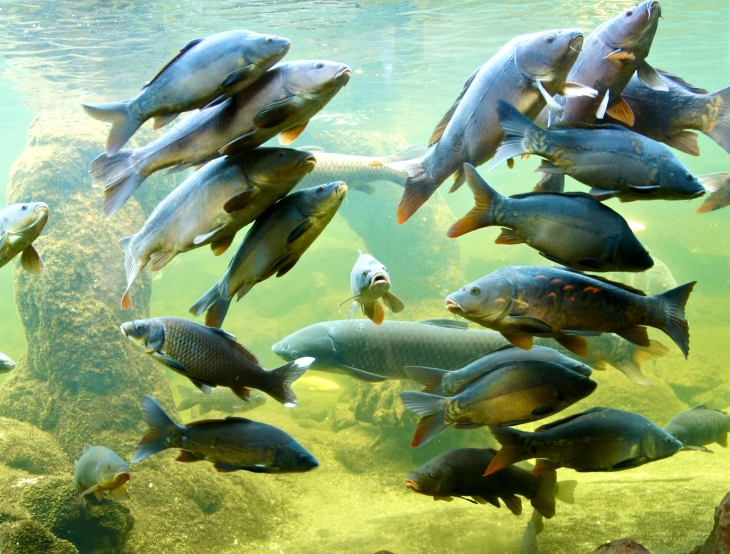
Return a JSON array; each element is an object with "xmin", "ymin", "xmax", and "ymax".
[{"xmin": 339, "ymin": 250, "xmax": 404, "ymax": 324}]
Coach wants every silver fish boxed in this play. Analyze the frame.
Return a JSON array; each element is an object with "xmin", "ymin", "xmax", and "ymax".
[
  {"xmin": 339, "ymin": 250, "xmax": 404, "ymax": 324},
  {"xmin": 0, "ymin": 352, "xmax": 16, "ymax": 373},
  {"xmin": 74, "ymin": 444, "xmax": 131, "ymax": 502},
  {"xmin": 177, "ymin": 384, "xmax": 267, "ymax": 417},
  {"xmin": 0, "ymin": 202, "xmax": 50, "ymax": 274}
]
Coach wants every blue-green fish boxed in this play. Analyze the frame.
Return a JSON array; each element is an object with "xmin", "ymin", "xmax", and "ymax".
[{"xmin": 74, "ymin": 444, "xmax": 131, "ymax": 501}]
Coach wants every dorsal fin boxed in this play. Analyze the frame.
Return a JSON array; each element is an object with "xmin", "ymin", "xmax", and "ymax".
[
  {"xmin": 655, "ymin": 69, "xmax": 708, "ymax": 95},
  {"xmin": 143, "ymin": 38, "xmax": 203, "ymax": 89},
  {"xmin": 429, "ymin": 68, "xmax": 479, "ymax": 146},
  {"xmin": 419, "ymin": 319, "xmax": 469, "ymax": 330},
  {"xmin": 207, "ymin": 327, "xmax": 262, "ymax": 365},
  {"xmin": 535, "ymin": 407, "xmax": 608, "ymax": 432},
  {"xmin": 83, "ymin": 444, "xmax": 93, "ymax": 453}
]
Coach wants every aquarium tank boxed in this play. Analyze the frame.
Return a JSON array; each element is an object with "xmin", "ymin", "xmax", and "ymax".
[{"xmin": 0, "ymin": 0, "xmax": 729, "ymax": 553}]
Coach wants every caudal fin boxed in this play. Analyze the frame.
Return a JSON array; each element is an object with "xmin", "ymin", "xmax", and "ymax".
[
  {"xmin": 490, "ymin": 101, "xmax": 537, "ymax": 170},
  {"xmin": 554, "ymin": 480, "xmax": 577, "ymax": 505},
  {"xmin": 404, "ymin": 366, "xmax": 449, "ymax": 394},
  {"xmin": 189, "ymin": 282, "xmax": 231, "ymax": 328},
  {"xmin": 448, "ymin": 163, "xmax": 502, "ymax": 238},
  {"xmin": 119, "ymin": 235, "xmax": 145, "ymax": 310},
  {"xmin": 82, "ymin": 100, "xmax": 141, "ymax": 156},
  {"xmin": 705, "ymin": 86, "xmax": 730, "ymax": 154},
  {"xmin": 612, "ymin": 339, "xmax": 668, "ymax": 386},
  {"xmin": 132, "ymin": 395, "xmax": 182, "ymax": 463},
  {"xmin": 697, "ymin": 173, "xmax": 730, "ymax": 213},
  {"xmin": 656, "ymin": 282, "xmax": 696, "ymax": 358},
  {"xmin": 176, "ymin": 385, "xmax": 197, "ymax": 412},
  {"xmin": 399, "ymin": 391, "xmax": 448, "ymax": 447},
  {"xmin": 388, "ymin": 156, "xmax": 439, "ymax": 224},
  {"xmin": 89, "ymin": 150, "xmax": 146, "ymax": 216},
  {"xmin": 268, "ymin": 357, "xmax": 314, "ymax": 407},
  {"xmin": 485, "ymin": 426, "xmax": 528, "ymax": 475},
  {"xmin": 530, "ymin": 469, "xmax": 557, "ymax": 518}
]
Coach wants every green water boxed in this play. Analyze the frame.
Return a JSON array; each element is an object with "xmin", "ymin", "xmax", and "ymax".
[{"xmin": 0, "ymin": 1, "xmax": 729, "ymax": 553}]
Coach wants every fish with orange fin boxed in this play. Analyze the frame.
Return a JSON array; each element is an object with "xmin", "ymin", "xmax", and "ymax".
[
  {"xmin": 74, "ymin": 445, "xmax": 131, "ymax": 502},
  {"xmin": 697, "ymin": 173, "xmax": 730, "ymax": 213},
  {"xmin": 445, "ymin": 265, "xmax": 696, "ymax": 358},
  {"xmin": 485, "ymin": 407, "xmax": 682, "ymax": 475},
  {"xmin": 339, "ymin": 250, "xmax": 404, "ymax": 325}
]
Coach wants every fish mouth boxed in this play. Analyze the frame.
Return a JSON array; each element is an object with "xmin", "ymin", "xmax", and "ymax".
[
  {"xmin": 112, "ymin": 472, "xmax": 131, "ymax": 487},
  {"xmin": 404, "ymin": 479, "xmax": 420, "ymax": 492},
  {"xmin": 335, "ymin": 65, "xmax": 352, "ymax": 84},
  {"xmin": 278, "ymin": 40, "xmax": 292, "ymax": 56},
  {"xmin": 119, "ymin": 324, "xmax": 129, "ymax": 338},
  {"xmin": 445, "ymin": 298, "xmax": 463, "ymax": 314},
  {"xmin": 370, "ymin": 273, "xmax": 390, "ymax": 287},
  {"xmin": 691, "ymin": 189, "xmax": 706, "ymax": 199},
  {"xmin": 569, "ymin": 33, "xmax": 584, "ymax": 53},
  {"xmin": 647, "ymin": 0, "xmax": 661, "ymax": 19},
  {"xmin": 336, "ymin": 182, "xmax": 349, "ymax": 196}
]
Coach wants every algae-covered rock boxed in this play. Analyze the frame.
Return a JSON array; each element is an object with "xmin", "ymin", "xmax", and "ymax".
[
  {"xmin": 587, "ymin": 539, "xmax": 651, "ymax": 553},
  {"xmin": 332, "ymin": 423, "xmax": 381, "ymax": 473},
  {"xmin": 0, "ymin": 417, "xmax": 69, "ymax": 475},
  {"xmin": 0, "ymin": 519, "xmax": 78, "ymax": 554},
  {"xmin": 693, "ymin": 490, "xmax": 730, "ymax": 554},
  {"xmin": 652, "ymin": 351, "xmax": 728, "ymax": 408}
]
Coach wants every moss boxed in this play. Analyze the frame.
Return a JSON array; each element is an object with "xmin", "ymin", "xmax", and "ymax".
[
  {"xmin": 0, "ymin": 417, "xmax": 69, "ymax": 475},
  {"xmin": 0, "ymin": 519, "xmax": 78, "ymax": 554}
]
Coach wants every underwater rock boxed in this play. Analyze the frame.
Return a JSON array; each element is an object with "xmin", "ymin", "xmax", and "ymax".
[
  {"xmin": 587, "ymin": 539, "xmax": 651, "ymax": 553},
  {"xmin": 0, "ymin": 416, "xmax": 69, "ymax": 475},
  {"xmin": 692, "ymin": 490, "xmax": 730, "ymax": 554},
  {"xmin": 0, "ymin": 519, "xmax": 79, "ymax": 554},
  {"xmin": 332, "ymin": 423, "xmax": 382, "ymax": 473}
]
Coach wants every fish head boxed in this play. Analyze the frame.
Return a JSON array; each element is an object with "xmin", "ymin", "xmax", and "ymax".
[
  {"xmin": 657, "ymin": 160, "xmax": 706, "ymax": 200},
  {"xmin": 515, "ymin": 29, "xmax": 584, "ymax": 83},
  {"xmin": 353, "ymin": 254, "xmax": 391, "ymax": 298},
  {"xmin": 445, "ymin": 275, "xmax": 514, "ymax": 326},
  {"xmin": 285, "ymin": 59, "xmax": 351, "ymax": 97},
  {"xmin": 275, "ymin": 443, "xmax": 319, "ymax": 473},
  {"xmin": 550, "ymin": 352, "xmax": 593, "ymax": 378},
  {"xmin": 405, "ymin": 460, "xmax": 455, "ymax": 497},
  {"xmin": 272, "ymin": 324, "xmax": 337, "ymax": 364},
  {"xmin": 640, "ymin": 426, "xmax": 683, "ymax": 461},
  {"xmin": 663, "ymin": 423, "xmax": 687, "ymax": 444},
  {"xmin": 613, "ymin": 233, "xmax": 654, "ymax": 272},
  {"xmin": 1, "ymin": 202, "xmax": 50, "ymax": 239},
  {"xmin": 244, "ymin": 147, "xmax": 317, "ymax": 190},
  {"xmin": 296, "ymin": 181, "xmax": 348, "ymax": 216},
  {"xmin": 250, "ymin": 391, "xmax": 268, "ymax": 408},
  {"xmin": 601, "ymin": 1, "xmax": 662, "ymax": 54},
  {"xmin": 244, "ymin": 32, "xmax": 291, "ymax": 68},
  {"xmin": 94, "ymin": 453, "xmax": 131, "ymax": 491},
  {"xmin": 120, "ymin": 319, "xmax": 165, "ymax": 353},
  {"xmin": 0, "ymin": 353, "xmax": 15, "ymax": 373}
]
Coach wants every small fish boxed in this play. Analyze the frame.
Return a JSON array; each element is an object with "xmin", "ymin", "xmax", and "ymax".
[
  {"xmin": 74, "ymin": 444, "xmax": 131, "ymax": 502},
  {"xmin": 190, "ymin": 182, "xmax": 347, "ymax": 328},
  {"xmin": 0, "ymin": 202, "xmax": 50, "ymax": 274},
  {"xmin": 83, "ymin": 30, "xmax": 291, "ymax": 155},
  {"xmin": 0, "ymin": 352, "xmax": 16, "ymax": 373},
  {"xmin": 400, "ymin": 357, "xmax": 596, "ymax": 447},
  {"xmin": 664, "ymin": 405, "xmax": 730, "ymax": 452},
  {"xmin": 405, "ymin": 448, "xmax": 576, "ymax": 519},
  {"xmin": 492, "ymin": 100, "xmax": 706, "ymax": 201},
  {"xmin": 518, "ymin": 510, "xmax": 544, "ymax": 554},
  {"xmin": 132, "ymin": 395, "xmax": 319, "ymax": 473},
  {"xmin": 449, "ymin": 164, "xmax": 653, "ymax": 272},
  {"xmin": 118, "ymin": 147, "xmax": 316, "ymax": 308},
  {"xmin": 697, "ymin": 173, "xmax": 730, "ymax": 213},
  {"xmin": 120, "ymin": 317, "xmax": 313, "ymax": 406},
  {"xmin": 176, "ymin": 385, "xmax": 267, "ymax": 416},
  {"xmin": 339, "ymin": 250, "xmax": 404, "ymax": 325},
  {"xmin": 486, "ymin": 407, "xmax": 683, "ymax": 474},
  {"xmin": 445, "ymin": 265, "xmax": 695, "ymax": 358},
  {"xmin": 294, "ymin": 376, "xmax": 341, "ymax": 391}
]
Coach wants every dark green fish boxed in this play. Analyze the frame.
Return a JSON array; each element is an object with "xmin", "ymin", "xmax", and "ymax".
[
  {"xmin": 83, "ymin": 30, "xmax": 291, "ymax": 155},
  {"xmin": 405, "ymin": 448, "xmax": 576, "ymax": 518},
  {"xmin": 486, "ymin": 407, "xmax": 683, "ymax": 474},
  {"xmin": 190, "ymin": 182, "xmax": 347, "ymax": 328},
  {"xmin": 401, "ymin": 358, "xmax": 596, "ymax": 447},
  {"xmin": 120, "ymin": 316, "xmax": 313, "ymax": 406},
  {"xmin": 132, "ymin": 395, "xmax": 318, "ymax": 473},
  {"xmin": 664, "ymin": 405, "xmax": 730, "ymax": 452},
  {"xmin": 449, "ymin": 164, "xmax": 653, "ymax": 272},
  {"xmin": 492, "ymin": 101, "xmax": 706, "ymax": 201},
  {"xmin": 176, "ymin": 385, "xmax": 267, "ymax": 416},
  {"xmin": 697, "ymin": 173, "xmax": 730, "ymax": 214},
  {"xmin": 0, "ymin": 202, "xmax": 50, "ymax": 274},
  {"xmin": 445, "ymin": 265, "xmax": 695, "ymax": 358},
  {"xmin": 74, "ymin": 444, "xmax": 131, "ymax": 501}
]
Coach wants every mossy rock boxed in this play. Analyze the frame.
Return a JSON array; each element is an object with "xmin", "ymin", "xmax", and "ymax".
[
  {"xmin": 0, "ymin": 519, "xmax": 78, "ymax": 554},
  {"xmin": 0, "ymin": 417, "xmax": 69, "ymax": 475}
]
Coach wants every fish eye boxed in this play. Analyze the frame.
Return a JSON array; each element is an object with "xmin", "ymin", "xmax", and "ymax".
[
  {"xmin": 317, "ymin": 185, "xmax": 324, "ymax": 193},
  {"xmin": 362, "ymin": 270, "xmax": 368, "ymax": 277},
  {"xmin": 626, "ymin": 9, "xmax": 634, "ymax": 16},
  {"xmin": 291, "ymin": 350, "xmax": 299, "ymax": 358},
  {"xmin": 544, "ymin": 34, "xmax": 555, "ymax": 44},
  {"xmin": 429, "ymin": 472, "xmax": 436, "ymax": 478},
  {"xmin": 21, "ymin": 205, "xmax": 27, "ymax": 210},
  {"xmin": 278, "ymin": 150, "xmax": 286, "ymax": 157},
  {"xmin": 315, "ymin": 62, "xmax": 324, "ymax": 69},
  {"xmin": 686, "ymin": 173, "xmax": 693, "ymax": 181},
  {"xmin": 105, "ymin": 464, "xmax": 110, "ymax": 470},
  {"xmin": 664, "ymin": 436, "xmax": 672, "ymax": 444},
  {"xmin": 135, "ymin": 323, "xmax": 143, "ymax": 332},
  {"xmin": 470, "ymin": 286, "xmax": 480, "ymax": 295},
  {"xmin": 266, "ymin": 37, "xmax": 274, "ymax": 43}
]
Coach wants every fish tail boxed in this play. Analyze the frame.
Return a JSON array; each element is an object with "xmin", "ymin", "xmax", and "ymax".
[
  {"xmin": 399, "ymin": 391, "xmax": 448, "ymax": 447},
  {"xmin": 175, "ymin": 385, "xmax": 197, "ymax": 411},
  {"xmin": 189, "ymin": 281, "xmax": 231, "ymax": 328},
  {"xmin": 705, "ymin": 85, "xmax": 730, "ymax": 154},
  {"xmin": 387, "ymin": 156, "xmax": 439, "ymax": 224},
  {"xmin": 403, "ymin": 366, "xmax": 449, "ymax": 394},
  {"xmin": 82, "ymin": 100, "xmax": 141, "ymax": 156},
  {"xmin": 554, "ymin": 479, "xmax": 577, "ymax": 505},
  {"xmin": 118, "ymin": 235, "xmax": 145, "ymax": 310},
  {"xmin": 132, "ymin": 395, "xmax": 182, "ymax": 463},
  {"xmin": 612, "ymin": 339, "xmax": 668, "ymax": 386},
  {"xmin": 697, "ymin": 173, "xmax": 730, "ymax": 213},
  {"xmin": 485, "ymin": 426, "xmax": 528, "ymax": 475},
  {"xmin": 655, "ymin": 282, "xmax": 696, "ymax": 358},
  {"xmin": 448, "ymin": 163, "xmax": 502, "ymax": 238},
  {"xmin": 530, "ymin": 468, "xmax": 557, "ymax": 519},
  {"xmin": 269, "ymin": 357, "xmax": 314, "ymax": 407},
  {"xmin": 489, "ymin": 100, "xmax": 537, "ymax": 170},
  {"xmin": 89, "ymin": 150, "xmax": 146, "ymax": 216}
]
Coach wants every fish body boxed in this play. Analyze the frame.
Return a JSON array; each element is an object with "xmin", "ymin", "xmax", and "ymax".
[
  {"xmin": 120, "ymin": 316, "xmax": 313, "ymax": 406},
  {"xmin": 89, "ymin": 60, "xmax": 351, "ymax": 216},
  {"xmin": 487, "ymin": 407, "xmax": 683, "ymax": 474},
  {"xmin": 340, "ymin": 250, "xmax": 404, "ymax": 324},
  {"xmin": 190, "ymin": 182, "xmax": 347, "ymax": 328},
  {"xmin": 445, "ymin": 265, "xmax": 695, "ymax": 358},
  {"xmin": 405, "ymin": 448, "xmax": 576, "ymax": 519},
  {"xmin": 401, "ymin": 359, "xmax": 596, "ymax": 447},
  {"xmin": 83, "ymin": 30, "xmax": 291, "ymax": 155},
  {"xmin": 133, "ymin": 395, "xmax": 318, "ymax": 473},
  {"xmin": 604, "ymin": 71, "xmax": 730, "ymax": 156},
  {"xmin": 450, "ymin": 164, "xmax": 653, "ymax": 272},
  {"xmin": 177, "ymin": 384, "xmax": 267, "ymax": 416},
  {"xmin": 390, "ymin": 29, "xmax": 594, "ymax": 223},
  {"xmin": 493, "ymin": 101, "xmax": 706, "ymax": 201},
  {"xmin": 0, "ymin": 202, "xmax": 50, "ymax": 274},
  {"xmin": 664, "ymin": 405, "xmax": 730, "ymax": 451},
  {"xmin": 74, "ymin": 444, "xmax": 131, "ymax": 502},
  {"xmin": 0, "ymin": 352, "xmax": 16, "ymax": 373},
  {"xmin": 118, "ymin": 148, "xmax": 316, "ymax": 308}
]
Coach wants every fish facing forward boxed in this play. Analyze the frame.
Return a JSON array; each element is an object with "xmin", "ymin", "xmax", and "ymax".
[
  {"xmin": 177, "ymin": 385, "xmax": 267, "ymax": 416},
  {"xmin": 120, "ymin": 317, "xmax": 313, "ymax": 406},
  {"xmin": 0, "ymin": 202, "xmax": 50, "ymax": 274},
  {"xmin": 132, "ymin": 395, "xmax": 319, "ymax": 474},
  {"xmin": 0, "ymin": 352, "xmax": 16, "ymax": 373},
  {"xmin": 449, "ymin": 164, "xmax": 653, "ymax": 273},
  {"xmin": 664, "ymin": 405, "xmax": 730, "ymax": 453},
  {"xmin": 82, "ymin": 30, "xmax": 291, "ymax": 156},
  {"xmin": 74, "ymin": 444, "xmax": 131, "ymax": 502},
  {"xmin": 486, "ymin": 407, "xmax": 683, "ymax": 474},
  {"xmin": 405, "ymin": 448, "xmax": 576, "ymax": 519},
  {"xmin": 445, "ymin": 265, "xmax": 695, "ymax": 358},
  {"xmin": 339, "ymin": 250, "xmax": 404, "ymax": 325}
]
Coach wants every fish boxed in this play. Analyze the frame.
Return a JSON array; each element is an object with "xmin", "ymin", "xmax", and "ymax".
[
  {"xmin": 74, "ymin": 444, "xmax": 131, "ymax": 502},
  {"xmin": 176, "ymin": 385, "xmax": 267, "ymax": 416},
  {"xmin": 492, "ymin": 101, "xmax": 706, "ymax": 201},
  {"xmin": 132, "ymin": 395, "xmax": 319, "ymax": 473},
  {"xmin": 190, "ymin": 181, "xmax": 348, "ymax": 328},
  {"xmin": 602, "ymin": 256, "xmax": 678, "ymax": 296},
  {"xmin": 400, "ymin": 358, "xmax": 596, "ymax": 447},
  {"xmin": 604, "ymin": 70, "xmax": 730, "ymax": 156},
  {"xmin": 271, "ymin": 319, "xmax": 669, "ymax": 385},
  {"xmin": 118, "ymin": 147, "xmax": 316, "ymax": 308},
  {"xmin": 0, "ymin": 202, "xmax": 50, "ymax": 274},
  {"xmin": 388, "ymin": 28, "xmax": 596, "ymax": 224},
  {"xmin": 339, "ymin": 250, "xmax": 404, "ymax": 325},
  {"xmin": 445, "ymin": 265, "xmax": 695, "ymax": 358},
  {"xmin": 486, "ymin": 407, "xmax": 684, "ymax": 474},
  {"xmin": 120, "ymin": 316, "xmax": 313, "ymax": 406},
  {"xmin": 0, "ymin": 352, "xmax": 16, "ymax": 373},
  {"xmin": 664, "ymin": 405, "xmax": 730, "ymax": 452},
  {"xmin": 696, "ymin": 173, "xmax": 730, "ymax": 213},
  {"xmin": 449, "ymin": 164, "xmax": 653, "ymax": 272},
  {"xmin": 82, "ymin": 30, "xmax": 291, "ymax": 156},
  {"xmin": 89, "ymin": 60, "xmax": 351, "ymax": 216},
  {"xmin": 519, "ymin": 510, "xmax": 544, "ymax": 554},
  {"xmin": 405, "ymin": 448, "xmax": 576, "ymax": 519},
  {"xmin": 294, "ymin": 376, "xmax": 341, "ymax": 391}
]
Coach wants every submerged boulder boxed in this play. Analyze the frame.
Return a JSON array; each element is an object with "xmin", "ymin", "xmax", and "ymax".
[
  {"xmin": 692, "ymin": 490, "xmax": 730, "ymax": 554},
  {"xmin": 0, "ymin": 519, "xmax": 78, "ymax": 554},
  {"xmin": 587, "ymin": 539, "xmax": 651, "ymax": 553}
]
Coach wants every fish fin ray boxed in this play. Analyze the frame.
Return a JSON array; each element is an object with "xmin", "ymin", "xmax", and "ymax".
[
  {"xmin": 152, "ymin": 351, "xmax": 189, "ymax": 373},
  {"xmin": 90, "ymin": 151, "xmax": 146, "ymax": 216},
  {"xmin": 20, "ymin": 244, "xmax": 45, "ymax": 274},
  {"xmin": 636, "ymin": 62, "xmax": 669, "ymax": 91},
  {"xmin": 502, "ymin": 494, "xmax": 523, "ymax": 516},
  {"xmin": 131, "ymin": 395, "xmax": 181, "ymax": 463},
  {"xmin": 382, "ymin": 291, "xmax": 405, "ymax": 313},
  {"xmin": 490, "ymin": 101, "xmax": 535, "ymax": 169},
  {"xmin": 143, "ymin": 38, "xmax": 203, "ymax": 89},
  {"xmin": 554, "ymin": 479, "xmax": 577, "ymax": 504},
  {"xmin": 149, "ymin": 249, "xmax": 176, "ymax": 272},
  {"xmin": 404, "ymin": 366, "xmax": 449, "ymax": 394},
  {"xmin": 279, "ymin": 122, "xmax": 308, "ymax": 145},
  {"xmin": 410, "ymin": 413, "xmax": 449, "ymax": 448},
  {"xmin": 553, "ymin": 334, "xmax": 588, "ymax": 356},
  {"xmin": 219, "ymin": 131, "xmax": 258, "ymax": 156},
  {"xmin": 189, "ymin": 282, "xmax": 231, "ymax": 328},
  {"xmin": 705, "ymin": 85, "xmax": 730, "ymax": 154},
  {"xmin": 153, "ymin": 112, "xmax": 178, "ymax": 130},
  {"xmin": 485, "ymin": 426, "xmax": 526, "ymax": 475},
  {"xmin": 615, "ymin": 326, "xmax": 650, "ymax": 347},
  {"xmin": 495, "ymin": 228, "xmax": 524, "ymax": 245},
  {"xmin": 82, "ymin": 101, "xmax": 139, "ymax": 156},
  {"xmin": 210, "ymin": 234, "xmax": 234, "ymax": 256},
  {"xmin": 448, "ymin": 163, "xmax": 500, "ymax": 238},
  {"xmin": 223, "ymin": 188, "xmax": 255, "ymax": 213},
  {"xmin": 535, "ymin": 80, "xmax": 563, "ymax": 115},
  {"xmin": 501, "ymin": 333, "xmax": 533, "ymax": 350},
  {"xmin": 531, "ymin": 469, "xmax": 557, "ymax": 518},
  {"xmin": 657, "ymin": 282, "xmax": 696, "ymax": 358},
  {"xmin": 605, "ymin": 96, "xmax": 635, "ymax": 126},
  {"xmin": 253, "ymin": 97, "xmax": 298, "ymax": 128},
  {"xmin": 665, "ymin": 131, "xmax": 700, "ymax": 156},
  {"xmin": 388, "ymin": 156, "xmax": 437, "ymax": 224},
  {"xmin": 558, "ymin": 82, "xmax": 598, "ymax": 99},
  {"xmin": 269, "ymin": 357, "xmax": 313, "ymax": 406},
  {"xmin": 596, "ymin": 89, "xmax": 609, "ymax": 119},
  {"xmin": 429, "ymin": 68, "xmax": 478, "ymax": 146},
  {"xmin": 533, "ymin": 172, "xmax": 565, "ymax": 193}
]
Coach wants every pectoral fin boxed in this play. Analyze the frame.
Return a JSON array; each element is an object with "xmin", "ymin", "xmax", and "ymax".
[
  {"xmin": 210, "ymin": 234, "xmax": 234, "ymax": 256},
  {"xmin": 109, "ymin": 486, "xmax": 130, "ymax": 501},
  {"xmin": 501, "ymin": 333, "xmax": 534, "ymax": 350},
  {"xmin": 20, "ymin": 244, "xmax": 45, "ymax": 274},
  {"xmin": 535, "ymin": 80, "xmax": 564, "ymax": 115},
  {"xmin": 604, "ymin": 49, "xmax": 635, "ymax": 61},
  {"xmin": 503, "ymin": 316, "xmax": 553, "ymax": 334},
  {"xmin": 223, "ymin": 189, "xmax": 255, "ymax": 213},
  {"xmin": 382, "ymin": 291, "xmax": 405, "ymax": 313},
  {"xmin": 153, "ymin": 113, "xmax": 179, "ymax": 130},
  {"xmin": 152, "ymin": 351, "xmax": 189, "ymax": 373},
  {"xmin": 288, "ymin": 218, "xmax": 313, "ymax": 243},
  {"xmin": 193, "ymin": 225, "xmax": 226, "ymax": 246},
  {"xmin": 221, "ymin": 65, "xmax": 256, "ymax": 88},
  {"xmin": 279, "ymin": 123, "xmax": 308, "ymax": 145},
  {"xmin": 335, "ymin": 364, "xmax": 389, "ymax": 382},
  {"xmin": 149, "ymin": 249, "xmax": 176, "ymax": 271},
  {"xmin": 637, "ymin": 62, "xmax": 669, "ymax": 91},
  {"xmin": 190, "ymin": 378, "xmax": 214, "ymax": 394},
  {"xmin": 605, "ymin": 96, "xmax": 635, "ymax": 126},
  {"xmin": 80, "ymin": 484, "xmax": 102, "ymax": 498},
  {"xmin": 611, "ymin": 456, "xmax": 644, "ymax": 470},
  {"xmin": 665, "ymin": 131, "xmax": 700, "ymax": 156},
  {"xmin": 559, "ymin": 82, "xmax": 598, "ymax": 98},
  {"xmin": 347, "ymin": 300, "xmax": 360, "ymax": 319},
  {"xmin": 219, "ymin": 132, "xmax": 257, "ymax": 156},
  {"xmin": 596, "ymin": 89, "xmax": 610, "ymax": 119},
  {"xmin": 253, "ymin": 97, "xmax": 298, "ymax": 128}
]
